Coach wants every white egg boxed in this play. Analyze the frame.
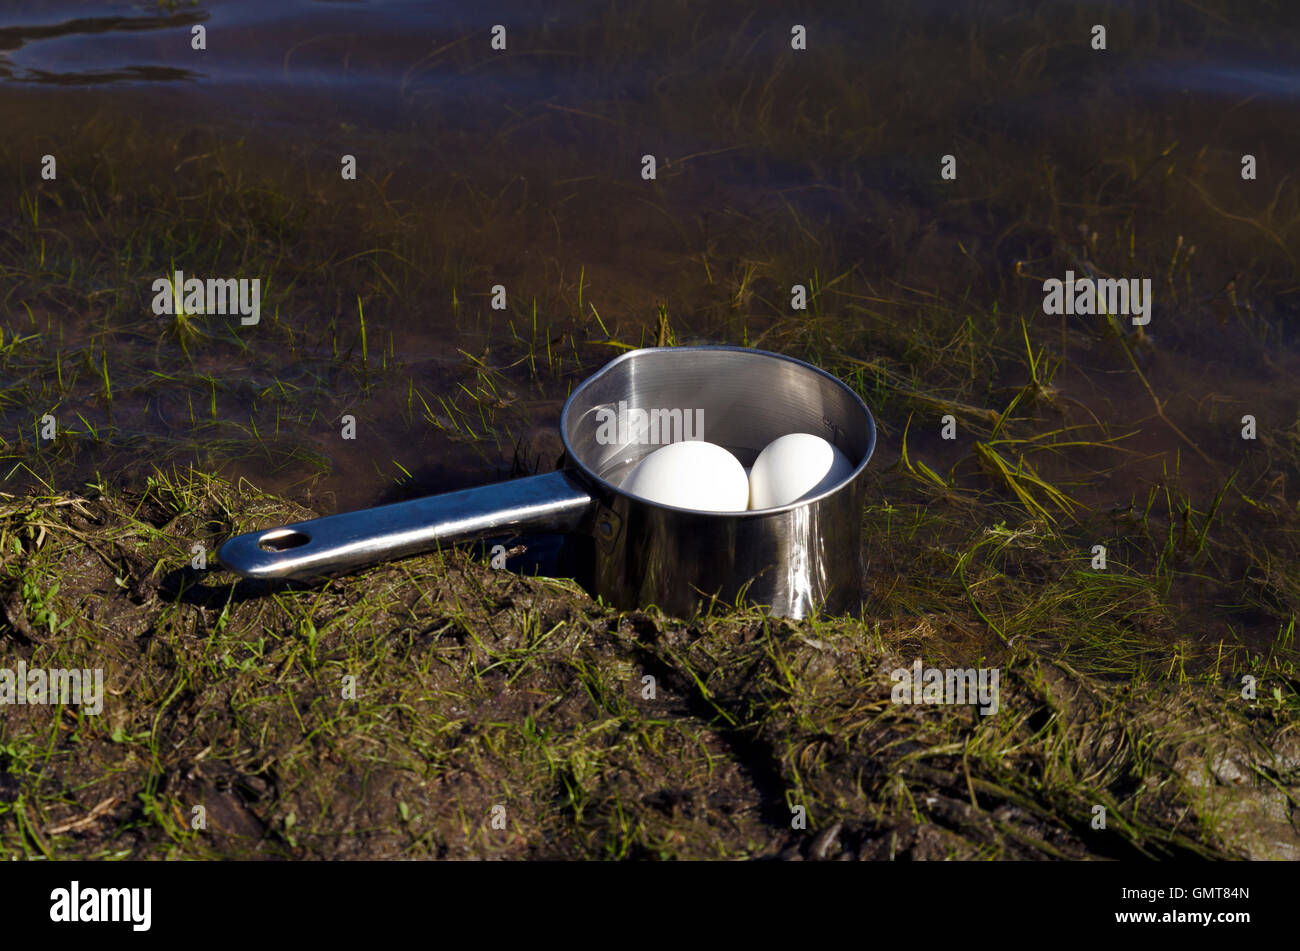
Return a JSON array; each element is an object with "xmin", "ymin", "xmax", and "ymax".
[
  {"xmin": 620, "ymin": 441, "xmax": 749, "ymax": 512},
  {"xmin": 748, "ymin": 433, "xmax": 855, "ymax": 509}
]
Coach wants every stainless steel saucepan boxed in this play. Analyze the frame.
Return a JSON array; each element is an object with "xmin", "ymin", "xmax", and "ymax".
[{"xmin": 218, "ymin": 346, "xmax": 877, "ymax": 618}]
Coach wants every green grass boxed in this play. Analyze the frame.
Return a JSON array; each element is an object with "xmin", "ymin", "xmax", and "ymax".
[{"xmin": 0, "ymin": 452, "xmax": 1296, "ymax": 859}]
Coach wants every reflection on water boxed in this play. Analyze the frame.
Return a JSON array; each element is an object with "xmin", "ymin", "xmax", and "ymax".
[
  {"xmin": 1135, "ymin": 62, "xmax": 1300, "ymax": 98},
  {"xmin": 0, "ymin": 0, "xmax": 595, "ymax": 92},
  {"xmin": 0, "ymin": 6, "xmax": 209, "ymax": 80}
]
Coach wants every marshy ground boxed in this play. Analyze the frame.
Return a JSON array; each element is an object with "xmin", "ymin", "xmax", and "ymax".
[{"xmin": 0, "ymin": 0, "xmax": 1298, "ymax": 859}]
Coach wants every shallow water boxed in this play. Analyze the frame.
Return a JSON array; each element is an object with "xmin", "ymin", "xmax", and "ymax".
[{"xmin": 1, "ymin": 0, "xmax": 1297, "ymax": 546}]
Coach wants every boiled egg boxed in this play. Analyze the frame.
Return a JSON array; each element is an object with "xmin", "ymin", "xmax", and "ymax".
[
  {"xmin": 620, "ymin": 440, "xmax": 749, "ymax": 512},
  {"xmin": 747, "ymin": 433, "xmax": 854, "ymax": 509}
]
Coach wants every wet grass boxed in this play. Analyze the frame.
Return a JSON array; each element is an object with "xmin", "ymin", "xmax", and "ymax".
[{"xmin": 1, "ymin": 0, "xmax": 1299, "ymax": 858}]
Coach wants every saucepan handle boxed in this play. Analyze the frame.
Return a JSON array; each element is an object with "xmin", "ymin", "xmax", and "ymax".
[{"xmin": 217, "ymin": 470, "xmax": 596, "ymax": 581}]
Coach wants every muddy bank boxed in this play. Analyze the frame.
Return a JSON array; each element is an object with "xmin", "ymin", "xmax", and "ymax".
[{"xmin": 0, "ymin": 475, "xmax": 1296, "ymax": 859}]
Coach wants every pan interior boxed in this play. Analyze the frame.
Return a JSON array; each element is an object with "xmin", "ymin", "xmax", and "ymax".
[{"xmin": 562, "ymin": 348, "xmax": 874, "ymax": 491}]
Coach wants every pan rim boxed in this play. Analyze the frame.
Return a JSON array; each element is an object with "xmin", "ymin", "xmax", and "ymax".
[{"xmin": 559, "ymin": 345, "xmax": 878, "ymax": 518}]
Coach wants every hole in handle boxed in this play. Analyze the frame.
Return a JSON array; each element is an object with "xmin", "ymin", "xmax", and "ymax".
[{"xmin": 258, "ymin": 529, "xmax": 311, "ymax": 552}]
